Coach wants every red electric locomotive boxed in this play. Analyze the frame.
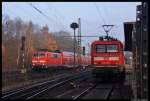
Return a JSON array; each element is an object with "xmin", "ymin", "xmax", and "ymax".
[
  {"xmin": 31, "ymin": 49, "xmax": 91, "ymax": 70},
  {"xmin": 32, "ymin": 50, "xmax": 62, "ymax": 70},
  {"xmin": 91, "ymin": 36, "xmax": 125, "ymax": 82}
]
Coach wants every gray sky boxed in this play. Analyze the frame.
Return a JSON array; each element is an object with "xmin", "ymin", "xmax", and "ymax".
[{"xmin": 2, "ymin": 2, "xmax": 141, "ymax": 52}]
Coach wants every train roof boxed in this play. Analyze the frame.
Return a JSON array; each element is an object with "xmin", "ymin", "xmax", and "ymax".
[
  {"xmin": 33, "ymin": 49, "xmax": 62, "ymax": 53},
  {"xmin": 92, "ymin": 40, "xmax": 123, "ymax": 46},
  {"xmin": 62, "ymin": 51, "xmax": 90, "ymax": 57},
  {"xmin": 92, "ymin": 40, "xmax": 122, "ymax": 43},
  {"xmin": 92, "ymin": 36, "xmax": 123, "ymax": 45},
  {"xmin": 62, "ymin": 51, "xmax": 78, "ymax": 56},
  {"xmin": 33, "ymin": 50, "xmax": 90, "ymax": 57}
]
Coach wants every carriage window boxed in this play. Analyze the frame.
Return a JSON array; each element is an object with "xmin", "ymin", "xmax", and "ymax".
[
  {"xmin": 96, "ymin": 45, "xmax": 106, "ymax": 52},
  {"xmin": 107, "ymin": 45, "xmax": 118, "ymax": 52}
]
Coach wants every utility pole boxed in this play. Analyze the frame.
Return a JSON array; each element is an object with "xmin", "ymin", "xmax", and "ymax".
[
  {"xmin": 21, "ymin": 36, "xmax": 26, "ymax": 73},
  {"xmin": 87, "ymin": 43, "xmax": 90, "ymax": 55},
  {"xmin": 134, "ymin": 3, "xmax": 148, "ymax": 100},
  {"xmin": 70, "ymin": 22, "xmax": 79, "ymax": 68},
  {"xmin": 77, "ymin": 18, "xmax": 82, "ymax": 66},
  {"xmin": 26, "ymin": 23, "xmax": 32, "ymax": 70}
]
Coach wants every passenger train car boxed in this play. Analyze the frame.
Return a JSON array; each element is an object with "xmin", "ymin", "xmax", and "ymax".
[
  {"xmin": 31, "ymin": 49, "xmax": 91, "ymax": 70},
  {"xmin": 91, "ymin": 36, "xmax": 125, "ymax": 82}
]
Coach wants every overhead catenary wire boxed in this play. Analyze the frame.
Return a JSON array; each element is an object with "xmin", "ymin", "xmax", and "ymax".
[
  {"xmin": 29, "ymin": 3, "xmax": 50, "ymax": 21},
  {"xmin": 52, "ymin": 7, "xmax": 69, "ymax": 23},
  {"xmin": 82, "ymin": 18, "xmax": 106, "ymax": 36},
  {"xmin": 29, "ymin": 3, "xmax": 62, "ymax": 31},
  {"xmin": 93, "ymin": 3, "xmax": 117, "ymax": 37},
  {"xmin": 48, "ymin": 3, "xmax": 69, "ymax": 23},
  {"xmin": 103, "ymin": 7, "xmax": 119, "ymax": 38},
  {"xmin": 103, "ymin": 7, "xmax": 110, "ymax": 24},
  {"xmin": 44, "ymin": 4, "xmax": 68, "ymax": 31},
  {"xmin": 93, "ymin": 2, "xmax": 107, "ymax": 25},
  {"xmin": 82, "ymin": 20, "xmax": 96, "ymax": 32},
  {"xmin": 3, "ymin": 4, "xmax": 48, "ymax": 30},
  {"xmin": 18, "ymin": 4, "xmax": 48, "ymax": 26}
]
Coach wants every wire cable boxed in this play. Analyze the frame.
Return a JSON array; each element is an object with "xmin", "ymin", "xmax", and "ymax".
[
  {"xmin": 44, "ymin": 4, "xmax": 68, "ymax": 31},
  {"xmin": 93, "ymin": 2, "xmax": 107, "ymax": 25},
  {"xmin": 29, "ymin": 3, "xmax": 60, "ymax": 31}
]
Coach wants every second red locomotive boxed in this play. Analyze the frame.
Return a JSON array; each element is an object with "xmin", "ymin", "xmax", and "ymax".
[{"xmin": 32, "ymin": 49, "xmax": 91, "ymax": 70}]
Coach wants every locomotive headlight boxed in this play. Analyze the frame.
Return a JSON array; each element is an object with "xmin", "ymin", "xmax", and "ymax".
[
  {"xmin": 109, "ymin": 57, "xmax": 119, "ymax": 60},
  {"xmin": 94, "ymin": 57, "xmax": 104, "ymax": 60}
]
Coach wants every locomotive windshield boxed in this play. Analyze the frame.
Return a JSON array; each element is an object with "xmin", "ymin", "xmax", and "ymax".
[
  {"xmin": 96, "ymin": 45, "xmax": 105, "ymax": 52},
  {"xmin": 96, "ymin": 44, "xmax": 118, "ymax": 52},
  {"xmin": 107, "ymin": 45, "xmax": 118, "ymax": 52}
]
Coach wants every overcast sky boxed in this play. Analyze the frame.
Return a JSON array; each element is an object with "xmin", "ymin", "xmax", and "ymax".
[{"xmin": 2, "ymin": 2, "xmax": 141, "ymax": 52}]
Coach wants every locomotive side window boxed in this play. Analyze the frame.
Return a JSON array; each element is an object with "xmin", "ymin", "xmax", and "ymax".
[
  {"xmin": 52, "ymin": 54, "xmax": 60, "ymax": 58},
  {"xmin": 96, "ymin": 45, "xmax": 106, "ymax": 52},
  {"xmin": 33, "ymin": 53, "xmax": 45, "ymax": 57},
  {"xmin": 107, "ymin": 45, "xmax": 118, "ymax": 52}
]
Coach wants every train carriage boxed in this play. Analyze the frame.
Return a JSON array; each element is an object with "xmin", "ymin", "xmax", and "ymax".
[{"xmin": 61, "ymin": 51, "xmax": 75, "ymax": 67}]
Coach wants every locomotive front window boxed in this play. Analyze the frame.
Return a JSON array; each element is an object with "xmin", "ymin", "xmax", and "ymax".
[
  {"xmin": 95, "ymin": 44, "xmax": 118, "ymax": 53},
  {"xmin": 96, "ymin": 45, "xmax": 106, "ymax": 52},
  {"xmin": 107, "ymin": 45, "xmax": 118, "ymax": 52}
]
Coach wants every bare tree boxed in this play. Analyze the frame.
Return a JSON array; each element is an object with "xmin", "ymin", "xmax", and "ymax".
[
  {"xmin": 2, "ymin": 15, "xmax": 78, "ymax": 71},
  {"xmin": 14, "ymin": 17, "xmax": 23, "ymax": 39},
  {"xmin": 52, "ymin": 31, "xmax": 77, "ymax": 52},
  {"xmin": 5, "ymin": 19, "xmax": 15, "ymax": 39}
]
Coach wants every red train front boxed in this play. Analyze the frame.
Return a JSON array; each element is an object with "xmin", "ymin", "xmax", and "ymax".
[
  {"xmin": 91, "ymin": 36, "xmax": 125, "ymax": 82},
  {"xmin": 32, "ymin": 50, "xmax": 62, "ymax": 70}
]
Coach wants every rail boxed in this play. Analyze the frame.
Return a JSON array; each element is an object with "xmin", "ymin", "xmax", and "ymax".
[{"xmin": 2, "ymin": 69, "xmax": 91, "ymax": 99}]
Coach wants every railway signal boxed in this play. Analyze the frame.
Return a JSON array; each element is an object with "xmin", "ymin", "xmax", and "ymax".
[
  {"xmin": 82, "ymin": 46, "xmax": 85, "ymax": 55},
  {"xmin": 21, "ymin": 36, "xmax": 26, "ymax": 73},
  {"xmin": 21, "ymin": 36, "xmax": 25, "ymax": 51},
  {"xmin": 70, "ymin": 22, "xmax": 79, "ymax": 68}
]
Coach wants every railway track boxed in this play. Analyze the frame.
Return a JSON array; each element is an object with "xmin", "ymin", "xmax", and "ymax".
[
  {"xmin": 2, "ymin": 69, "xmax": 92, "ymax": 99},
  {"xmin": 31, "ymin": 74, "xmax": 128, "ymax": 99},
  {"xmin": 2, "ymin": 73, "xmax": 65, "ymax": 96},
  {"xmin": 55, "ymin": 82, "xmax": 116, "ymax": 99},
  {"xmin": 3, "ymin": 68, "xmax": 132, "ymax": 99},
  {"xmin": 77, "ymin": 84, "xmax": 114, "ymax": 99}
]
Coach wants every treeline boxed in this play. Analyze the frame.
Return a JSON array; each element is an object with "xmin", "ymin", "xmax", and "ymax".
[{"xmin": 2, "ymin": 15, "xmax": 76, "ymax": 70}]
